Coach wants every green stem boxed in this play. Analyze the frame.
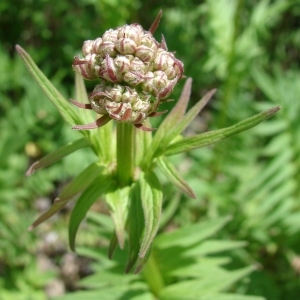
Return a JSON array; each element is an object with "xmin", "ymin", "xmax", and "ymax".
[
  {"xmin": 142, "ymin": 251, "xmax": 165, "ymax": 297},
  {"xmin": 116, "ymin": 122, "xmax": 135, "ymax": 186}
]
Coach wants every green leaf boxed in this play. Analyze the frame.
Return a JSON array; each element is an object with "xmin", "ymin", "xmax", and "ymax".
[
  {"xmin": 201, "ymin": 294, "xmax": 265, "ymax": 300},
  {"xmin": 164, "ymin": 106, "xmax": 281, "ymax": 156},
  {"xmin": 106, "ymin": 186, "xmax": 130, "ymax": 249},
  {"xmin": 89, "ymin": 121, "xmax": 115, "ymax": 162},
  {"xmin": 154, "ymin": 88, "xmax": 216, "ymax": 157},
  {"xmin": 28, "ymin": 163, "xmax": 105, "ymax": 231},
  {"xmin": 159, "ymin": 266, "xmax": 255, "ymax": 300},
  {"xmin": 141, "ymin": 78, "xmax": 192, "ymax": 167},
  {"xmin": 55, "ymin": 163, "xmax": 105, "ymax": 203},
  {"xmin": 136, "ymin": 119, "xmax": 153, "ymax": 166},
  {"xmin": 15, "ymin": 45, "xmax": 86, "ymax": 130},
  {"xmin": 139, "ymin": 171, "xmax": 163, "ymax": 259},
  {"xmin": 157, "ymin": 156, "xmax": 196, "ymax": 198},
  {"xmin": 26, "ymin": 138, "xmax": 90, "ymax": 175},
  {"xmin": 155, "ymin": 216, "xmax": 231, "ymax": 249},
  {"xmin": 126, "ymin": 181, "xmax": 145, "ymax": 273},
  {"xmin": 74, "ymin": 72, "xmax": 94, "ymax": 124},
  {"xmin": 69, "ymin": 175, "xmax": 112, "ymax": 251}
]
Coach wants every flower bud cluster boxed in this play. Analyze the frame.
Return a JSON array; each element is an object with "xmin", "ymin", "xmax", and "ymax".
[
  {"xmin": 72, "ymin": 23, "xmax": 184, "ymax": 129},
  {"xmin": 89, "ymin": 82, "xmax": 159, "ymax": 125}
]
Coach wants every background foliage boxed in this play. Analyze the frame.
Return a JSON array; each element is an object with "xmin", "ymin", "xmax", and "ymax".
[{"xmin": 0, "ymin": 0, "xmax": 300, "ymax": 299}]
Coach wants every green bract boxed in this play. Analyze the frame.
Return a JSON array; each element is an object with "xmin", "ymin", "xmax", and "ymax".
[{"xmin": 16, "ymin": 12, "xmax": 280, "ymax": 273}]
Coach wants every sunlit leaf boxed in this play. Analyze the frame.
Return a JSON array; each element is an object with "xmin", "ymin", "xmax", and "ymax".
[
  {"xmin": 164, "ymin": 107, "xmax": 280, "ymax": 156},
  {"xmin": 26, "ymin": 138, "xmax": 90, "ymax": 176},
  {"xmin": 157, "ymin": 156, "xmax": 196, "ymax": 198},
  {"xmin": 28, "ymin": 163, "xmax": 104, "ymax": 231},
  {"xmin": 139, "ymin": 171, "xmax": 163, "ymax": 259},
  {"xmin": 69, "ymin": 175, "xmax": 112, "ymax": 251},
  {"xmin": 15, "ymin": 45, "xmax": 86, "ymax": 131},
  {"xmin": 106, "ymin": 186, "xmax": 130, "ymax": 250}
]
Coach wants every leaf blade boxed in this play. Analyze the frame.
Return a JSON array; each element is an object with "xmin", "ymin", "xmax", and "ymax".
[
  {"xmin": 69, "ymin": 175, "xmax": 112, "ymax": 251},
  {"xmin": 26, "ymin": 138, "xmax": 90, "ymax": 176},
  {"xmin": 28, "ymin": 163, "xmax": 105, "ymax": 231},
  {"xmin": 165, "ymin": 106, "xmax": 281, "ymax": 156},
  {"xmin": 157, "ymin": 156, "xmax": 196, "ymax": 198},
  {"xmin": 15, "ymin": 45, "xmax": 85, "ymax": 128},
  {"xmin": 139, "ymin": 171, "xmax": 163, "ymax": 258}
]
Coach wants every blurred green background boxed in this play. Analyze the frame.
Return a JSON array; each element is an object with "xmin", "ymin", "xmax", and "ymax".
[{"xmin": 1, "ymin": 0, "xmax": 300, "ymax": 299}]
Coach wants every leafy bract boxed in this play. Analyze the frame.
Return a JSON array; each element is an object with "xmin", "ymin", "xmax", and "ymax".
[
  {"xmin": 142, "ymin": 78, "xmax": 192, "ymax": 167},
  {"xmin": 26, "ymin": 138, "xmax": 90, "ymax": 176},
  {"xmin": 106, "ymin": 186, "xmax": 130, "ymax": 250},
  {"xmin": 157, "ymin": 156, "xmax": 196, "ymax": 198},
  {"xmin": 28, "ymin": 163, "xmax": 104, "ymax": 231},
  {"xmin": 139, "ymin": 171, "xmax": 163, "ymax": 258},
  {"xmin": 126, "ymin": 171, "xmax": 163, "ymax": 273},
  {"xmin": 164, "ymin": 106, "xmax": 280, "ymax": 156},
  {"xmin": 15, "ymin": 45, "xmax": 87, "ymax": 133},
  {"xmin": 69, "ymin": 175, "xmax": 112, "ymax": 251}
]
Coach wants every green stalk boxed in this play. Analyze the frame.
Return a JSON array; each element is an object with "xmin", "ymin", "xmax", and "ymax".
[
  {"xmin": 142, "ymin": 251, "xmax": 165, "ymax": 297},
  {"xmin": 116, "ymin": 122, "xmax": 135, "ymax": 186}
]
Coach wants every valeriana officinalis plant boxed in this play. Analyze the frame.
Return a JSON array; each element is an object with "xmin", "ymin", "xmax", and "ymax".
[{"xmin": 16, "ymin": 11, "xmax": 280, "ymax": 273}]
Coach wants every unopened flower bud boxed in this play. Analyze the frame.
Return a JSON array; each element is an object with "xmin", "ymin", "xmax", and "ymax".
[{"xmin": 72, "ymin": 20, "xmax": 184, "ymax": 130}]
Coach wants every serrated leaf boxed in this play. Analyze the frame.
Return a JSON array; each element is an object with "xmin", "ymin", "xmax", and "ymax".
[
  {"xmin": 15, "ymin": 45, "xmax": 86, "ymax": 131},
  {"xmin": 69, "ymin": 175, "xmax": 112, "ymax": 251},
  {"xmin": 201, "ymin": 294, "xmax": 265, "ymax": 300},
  {"xmin": 184, "ymin": 240, "xmax": 247, "ymax": 257},
  {"xmin": 139, "ymin": 171, "xmax": 163, "ymax": 259},
  {"xmin": 164, "ymin": 106, "xmax": 280, "ymax": 156},
  {"xmin": 159, "ymin": 266, "xmax": 255, "ymax": 300},
  {"xmin": 157, "ymin": 156, "xmax": 196, "ymax": 198},
  {"xmin": 28, "ymin": 163, "xmax": 105, "ymax": 231},
  {"xmin": 106, "ymin": 186, "xmax": 130, "ymax": 250},
  {"xmin": 155, "ymin": 217, "xmax": 231, "ymax": 249},
  {"xmin": 26, "ymin": 138, "xmax": 90, "ymax": 175}
]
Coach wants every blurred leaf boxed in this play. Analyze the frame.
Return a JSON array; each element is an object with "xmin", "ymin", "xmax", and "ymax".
[{"xmin": 155, "ymin": 216, "xmax": 231, "ymax": 249}]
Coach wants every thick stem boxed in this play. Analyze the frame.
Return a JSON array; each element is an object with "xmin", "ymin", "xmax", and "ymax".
[
  {"xmin": 142, "ymin": 251, "xmax": 165, "ymax": 297},
  {"xmin": 116, "ymin": 122, "xmax": 135, "ymax": 186}
]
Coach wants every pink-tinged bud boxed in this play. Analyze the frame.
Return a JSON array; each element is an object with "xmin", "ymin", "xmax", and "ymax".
[
  {"xmin": 97, "ymin": 41, "xmax": 116, "ymax": 57},
  {"xmin": 114, "ymin": 56, "xmax": 131, "ymax": 73},
  {"xmin": 135, "ymin": 45, "xmax": 156, "ymax": 62},
  {"xmin": 152, "ymin": 71, "xmax": 168, "ymax": 91},
  {"xmin": 102, "ymin": 29, "xmax": 118, "ymax": 42},
  {"xmin": 117, "ymin": 24, "xmax": 143, "ymax": 42},
  {"xmin": 100, "ymin": 54, "xmax": 122, "ymax": 82},
  {"xmin": 123, "ymin": 71, "xmax": 145, "ymax": 86},
  {"xmin": 82, "ymin": 40, "xmax": 94, "ymax": 56},
  {"xmin": 115, "ymin": 38, "xmax": 137, "ymax": 55},
  {"xmin": 129, "ymin": 57, "xmax": 149, "ymax": 73},
  {"xmin": 91, "ymin": 38, "xmax": 102, "ymax": 54},
  {"xmin": 122, "ymin": 87, "xmax": 138, "ymax": 104}
]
